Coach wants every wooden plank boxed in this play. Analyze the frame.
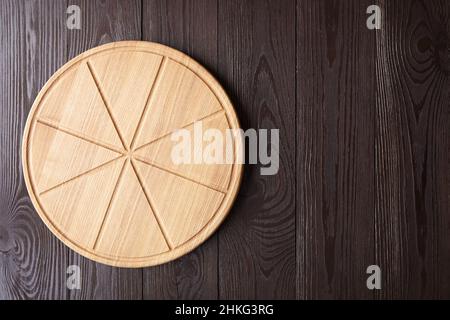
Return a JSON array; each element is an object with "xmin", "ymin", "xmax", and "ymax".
[
  {"xmin": 66, "ymin": 0, "xmax": 142, "ymax": 299},
  {"xmin": 296, "ymin": 0, "xmax": 376, "ymax": 298},
  {"xmin": 374, "ymin": 0, "xmax": 450, "ymax": 299},
  {"xmin": 217, "ymin": 0, "xmax": 296, "ymax": 299},
  {"xmin": 142, "ymin": 0, "xmax": 219, "ymax": 300},
  {"xmin": 0, "ymin": 0, "xmax": 68, "ymax": 299}
]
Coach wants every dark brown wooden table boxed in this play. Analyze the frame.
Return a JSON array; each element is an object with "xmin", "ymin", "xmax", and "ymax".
[{"xmin": 0, "ymin": 0, "xmax": 448, "ymax": 299}]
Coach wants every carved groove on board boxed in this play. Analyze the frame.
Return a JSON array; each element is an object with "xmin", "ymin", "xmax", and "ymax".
[
  {"xmin": 86, "ymin": 61, "xmax": 128, "ymax": 150},
  {"xmin": 129, "ymin": 57, "xmax": 167, "ymax": 151},
  {"xmin": 129, "ymin": 158, "xmax": 175, "ymax": 249},
  {"xmin": 36, "ymin": 118, "xmax": 125, "ymax": 154}
]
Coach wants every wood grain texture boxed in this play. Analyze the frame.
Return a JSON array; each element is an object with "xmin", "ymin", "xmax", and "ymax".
[
  {"xmin": 217, "ymin": 0, "xmax": 297, "ymax": 299},
  {"xmin": 0, "ymin": 0, "xmax": 69, "ymax": 299},
  {"xmin": 142, "ymin": 0, "xmax": 221, "ymax": 299},
  {"xmin": 375, "ymin": 0, "xmax": 450, "ymax": 299},
  {"xmin": 296, "ymin": 0, "xmax": 377, "ymax": 299},
  {"xmin": 65, "ymin": 0, "xmax": 143, "ymax": 299},
  {"xmin": 1, "ymin": 0, "xmax": 449, "ymax": 300}
]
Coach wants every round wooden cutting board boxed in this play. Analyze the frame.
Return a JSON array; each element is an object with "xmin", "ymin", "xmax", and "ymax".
[{"xmin": 22, "ymin": 41, "xmax": 243, "ymax": 267}]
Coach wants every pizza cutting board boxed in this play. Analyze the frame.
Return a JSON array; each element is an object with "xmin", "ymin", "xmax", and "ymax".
[{"xmin": 22, "ymin": 41, "xmax": 243, "ymax": 268}]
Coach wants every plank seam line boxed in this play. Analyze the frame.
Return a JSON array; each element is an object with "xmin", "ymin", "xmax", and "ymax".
[
  {"xmin": 92, "ymin": 158, "xmax": 128, "ymax": 250},
  {"xmin": 86, "ymin": 60, "xmax": 129, "ymax": 151},
  {"xmin": 130, "ymin": 56, "xmax": 168, "ymax": 151},
  {"xmin": 130, "ymin": 158, "xmax": 175, "ymax": 250},
  {"xmin": 133, "ymin": 156, "xmax": 227, "ymax": 194},
  {"xmin": 36, "ymin": 118, "xmax": 126, "ymax": 154}
]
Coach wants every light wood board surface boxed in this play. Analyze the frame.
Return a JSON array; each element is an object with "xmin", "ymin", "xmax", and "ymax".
[{"xmin": 22, "ymin": 41, "xmax": 243, "ymax": 268}]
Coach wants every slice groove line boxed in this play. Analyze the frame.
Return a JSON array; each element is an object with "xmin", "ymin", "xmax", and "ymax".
[
  {"xmin": 134, "ymin": 109, "xmax": 225, "ymax": 152},
  {"xmin": 36, "ymin": 118, "xmax": 126, "ymax": 154},
  {"xmin": 92, "ymin": 159, "xmax": 127, "ymax": 250},
  {"xmin": 130, "ymin": 158, "xmax": 174, "ymax": 250},
  {"xmin": 133, "ymin": 156, "xmax": 227, "ymax": 194},
  {"xmin": 39, "ymin": 155, "xmax": 125, "ymax": 196},
  {"xmin": 130, "ymin": 56, "xmax": 167, "ymax": 151},
  {"xmin": 86, "ymin": 60, "xmax": 128, "ymax": 151}
]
